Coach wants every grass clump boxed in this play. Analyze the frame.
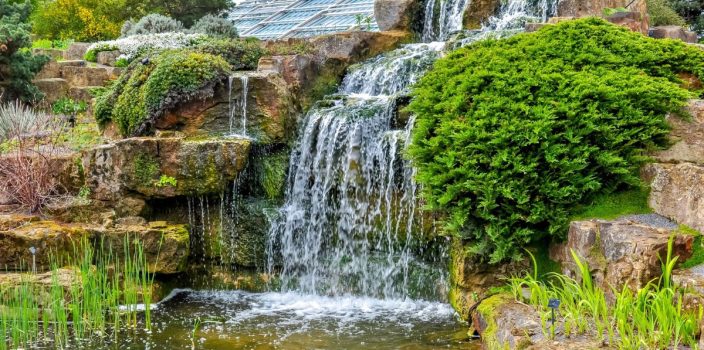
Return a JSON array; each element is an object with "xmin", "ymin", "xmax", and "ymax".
[
  {"xmin": 408, "ymin": 18, "xmax": 704, "ymax": 263},
  {"xmin": 509, "ymin": 238, "xmax": 700, "ymax": 348},
  {"xmin": 94, "ymin": 49, "xmax": 231, "ymax": 136},
  {"xmin": 0, "ymin": 235, "xmax": 156, "ymax": 349}
]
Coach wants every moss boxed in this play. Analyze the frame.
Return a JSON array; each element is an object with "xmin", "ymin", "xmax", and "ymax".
[
  {"xmin": 528, "ymin": 243, "xmax": 561, "ymax": 279},
  {"xmin": 133, "ymin": 153, "xmax": 161, "ymax": 185},
  {"xmin": 681, "ymin": 227, "xmax": 704, "ymax": 269},
  {"xmin": 476, "ymin": 293, "xmax": 514, "ymax": 349},
  {"xmin": 257, "ymin": 150, "xmax": 289, "ymax": 201},
  {"xmin": 571, "ymin": 187, "xmax": 652, "ymax": 221}
]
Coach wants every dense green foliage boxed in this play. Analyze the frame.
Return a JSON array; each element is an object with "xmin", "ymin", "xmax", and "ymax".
[
  {"xmin": 30, "ymin": 0, "xmax": 232, "ymax": 41},
  {"xmin": 408, "ymin": 18, "xmax": 704, "ymax": 263},
  {"xmin": 570, "ymin": 187, "xmax": 652, "ymax": 220},
  {"xmin": 94, "ymin": 49, "xmax": 230, "ymax": 136},
  {"xmin": 647, "ymin": 0, "xmax": 687, "ymax": 27},
  {"xmin": 0, "ymin": 0, "xmax": 48, "ymax": 102},
  {"xmin": 189, "ymin": 14, "xmax": 238, "ymax": 39},
  {"xmin": 191, "ymin": 37, "xmax": 263, "ymax": 70}
]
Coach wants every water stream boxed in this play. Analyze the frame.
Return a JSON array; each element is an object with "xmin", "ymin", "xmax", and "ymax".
[{"xmin": 228, "ymin": 74, "xmax": 249, "ymax": 137}]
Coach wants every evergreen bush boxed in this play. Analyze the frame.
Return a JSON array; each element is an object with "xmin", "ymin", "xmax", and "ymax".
[
  {"xmin": 190, "ymin": 14, "xmax": 238, "ymax": 39},
  {"xmin": 408, "ymin": 18, "xmax": 704, "ymax": 263},
  {"xmin": 647, "ymin": 0, "xmax": 687, "ymax": 27},
  {"xmin": 0, "ymin": 0, "xmax": 49, "ymax": 102}
]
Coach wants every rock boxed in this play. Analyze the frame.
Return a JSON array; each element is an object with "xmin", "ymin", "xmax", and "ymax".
[
  {"xmin": 69, "ymin": 86, "xmax": 98, "ymax": 103},
  {"xmin": 525, "ymin": 23, "xmax": 549, "ymax": 32},
  {"xmin": 550, "ymin": 219, "xmax": 693, "ymax": 291},
  {"xmin": 83, "ymin": 137, "xmax": 251, "ymax": 200},
  {"xmin": 374, "ymin": 0, "xmax": 421, "ymax": 31},
  {"xmin": 61, "ymin": 66, "xmax": 110, "ymax": 87},
  {"xmin": 44, "ymin": 198, "xmax": 109, "ymax": 224},
  {"xmin": 650, "ymin": 25, "xmax": 698, "ymax": 43},
  {"xmin": 87, "ymin": 221, "xmax": 189, "ymax": 274},
  {"xmin": 463, "ymin": 0, "xmax": 501, "ymax": 29},
  {"xmin": 258, "ymin": 55, "xmax": 318, "ymax": 93},
  {"xmin": 97, "ymin": 50, "xmax": 121, "ymax": 66},
  {"xmin": 33, "ymin": 78, "xmax": 68, "ymax": 104},
  {"xmin": 156, "ymin": 72, "xmax": 297, "ymax": 144},
  {"xmin": 0, "ymin": 214, "xmax": 39, "ymax": 231},
  {"xmin": 644, "ymin": 163, "xmax": 704, "ymax": 233},
  {"xmin": 472, "ymin": 294, "xmax": 544, "ymax": 348},
  {"xmin": 449, "ymin": 239, "xmax": 530, "ymax": 320},
  {"xmin": 310, "ymin": 30, "xmax": 410, "ymax": 65},
  {"xmin": 557, "ymin": 0, "xmax": 646, "ymax": 18},
  {"xmin": 606, "ymin": 11, "xmax": 649, "ymax": 35},
  {"xmin": 673, "ymin": 268, "xmax": 704, "ymax": 312},
  {"xmin": 32, "ymin": 48, "xmax": 64, "ymax": 60},
  {"xmin": 654, "ymin": 100, "xmax": 704, "ymax": 165},
  {"xmin": 184, "ymin": 265, "xmax": 273, "ymax": 292},
  {"xmin": 35, "ymin": 60, "xmax": 86, "ymax": 80},
  {"xmin": 0, "ymin": 221, "xmax": 91, "ymax": 271},
  {"xmin": 64, "ymin": 43, "xmax": 90, "ymax": 60}
]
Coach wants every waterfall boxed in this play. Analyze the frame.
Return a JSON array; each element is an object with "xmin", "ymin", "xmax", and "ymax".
[
  {"xmin": 484, "ymin": 0, "xmax": 558, "ymax": 31},
  {"xmin": 268, "ymin": 43, "xmax": 446, "ymax": 300},
  {"xmin": 421, "ymin": 0, "xmax": 472, "ymax": 42},
  {"xmin": 228, "ymin": 74, "xmax": 249, "ymax": 137}
]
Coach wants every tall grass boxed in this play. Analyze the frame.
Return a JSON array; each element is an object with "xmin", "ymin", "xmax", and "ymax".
[
  {"xmin": 509, "ymin": 237, "xmax": 701, "ymax": 349},
  {"xmin": 0, "ymin": 235, "xmax": 155, "ymax": 349}
]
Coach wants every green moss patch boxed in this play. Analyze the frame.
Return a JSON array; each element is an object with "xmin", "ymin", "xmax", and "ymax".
[{"xmin": 571, "ymin": 187, "xmax": 652, "ymax": 221}]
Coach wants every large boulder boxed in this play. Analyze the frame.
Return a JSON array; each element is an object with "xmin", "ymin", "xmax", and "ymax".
[
  {"xmin": 310, "ymin": 30, "xmax": 411, "ymax": 65},
  {"xmin": 156, "ymin": 72, "xmax": 297, "ymax": 144},
  {"xmin": 64, "ymin": 42, "xmax": 90, "ymax": 60},
  {"xmin": 83, "ymin": 137, "xmax": 251, "ymax": 200},
  {"xmin": 87, "ymin": 221, "xmax": 189, "ymax": 274},
  {"xmin": 557, "ymin": 0, "xmax": 646, "ymax": 18},
  {"xmin": 550, "ymin": 219, "xmax": 693, "ymax": 291},
  {"xmin": 374, "ymin": 0, "xmax": 422, "ymax": 31},
  {"xmin": 0, "ymin": 220, "xmax": 91, "ymax": 271},
  {"xmin": 644, "ymin": 163, "xmax": 704, "ymax": 232},
  {"xmin": 463, "ymin": 0, "xmax": 501, "ymax": 29},
  {"xmin": 654, "ymin": 100, "xmax": 704, "ymax": 165},
  {"xmin": 650, "ymin": 25, "xmax": 698, "ymax": 43},
  {"xmin": 606, "ymin": 11, "xmax": 649, "ymax": 35}
]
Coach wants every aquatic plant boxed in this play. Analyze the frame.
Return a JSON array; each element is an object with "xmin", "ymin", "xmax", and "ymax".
[
  {"xmin": 0, "ymin": 235, "xmax": 156, "ymax": 349},
  {"xmin": 508, "ymin": 237, "xmax": 701, "ymax": 348},
  {"xmin": 408, "ymin": 18, "xmax": 704, "ymax": 263}
]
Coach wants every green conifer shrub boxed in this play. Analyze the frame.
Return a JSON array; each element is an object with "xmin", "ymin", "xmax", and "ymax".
[
  {"xmin": 408, "ymin": 18, "xmax": 704, "ymax": 263},
  {"xmin": 0, "ymin": 0, "xmax": 49, "ymax": 102}
]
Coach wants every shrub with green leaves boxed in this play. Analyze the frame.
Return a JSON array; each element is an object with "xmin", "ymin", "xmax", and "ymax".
[
  {"xmin": 94, "ymin": 49, "xmax": 230, "ymax": 136},
  {"xmin": 0, "ymin": 0, "xmax": 49, "ymax": 102},
  {"xmin": 408, "ymin": 18, "xmax": 704, "ymax": 263},
  {"xmin": 190, "ymin": 36, "xmax": 264, "ymax": 70},
  {"xmin": 646, "ymin": 0, "xmax": 687, "ymax": 27},
  {"xmin": 121, "ymin": 13, "xmax": 184, "ymax": 37},
  {"xmin": 190, "ymin": 14, "xmax": 238, "ymax": 38}
]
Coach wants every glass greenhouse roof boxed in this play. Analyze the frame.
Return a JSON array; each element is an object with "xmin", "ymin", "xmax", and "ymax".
[{"xmin": 230, "ymin": 0, "xmax": 378, "ymax": 39}]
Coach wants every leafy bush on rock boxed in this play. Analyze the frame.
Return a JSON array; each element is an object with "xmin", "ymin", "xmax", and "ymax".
[
  {"xmin": 408, "ymin": 18, "xmax": 704, "ymax": 263},
  {"xmin": 121, "ymin": 14, "xmax": 184, "ymax": 37},
  {"xmin": 94, "ymin": 50, "xmax": 231, "ymax": 136}
]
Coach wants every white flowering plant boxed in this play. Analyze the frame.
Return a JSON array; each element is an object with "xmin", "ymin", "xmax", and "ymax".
[{"xmin": 84, "ymin": 32, "xmax": 206, "ymax": 62}]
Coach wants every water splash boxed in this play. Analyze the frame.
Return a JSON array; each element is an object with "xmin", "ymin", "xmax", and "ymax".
[{"xmin": 268, "ymin": 44, "xmax": 447, "ymax": 300}]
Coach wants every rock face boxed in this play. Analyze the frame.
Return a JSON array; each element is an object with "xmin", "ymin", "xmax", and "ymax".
[
  {"xmin": 156, "ymin": 72, "xmax": 297, "ymax": 144},
  {"xmin": 374, "ymin": 0, "xmax": 422, "ymax": 31},
  {"xmin": 97, "ymin": 50, "xmax": 121, "ymax": 66},
  {"xmin": 650, "ymin": 25, "xmax": 698, "ymax": 43},
  {"xmin": 0, "ymin": 220, "xmax": 91, "ymax": 271},
  {"xmin": 644, "ymin": 163, "xmax": 704, "ymax": 233},
  {"xmin": 449, "ymin": 239, "xmax": 530, "ymax": 320},
  {"xmin": 654, "ymin": 100, "xmax": 704, "ymax": 165},
  {"xmin": 557, "ymin": 0, "xmax": 646, "ymax": 18},
  {"xmin": 64, "ymin": 42, "xmax": 90, "ymax": 60},
  {"xmin": 310, "ymin": 30, "xmax": 410, "ymax": 65},
  {"xmin": 463, "ymin": 0, "xmax": 501, "ymax": 29},
  {"xmin": 472, "ymin": 294, "xmax": 544, "ymax": 349},
  {"xmin": 606, "ymin": 11, "xmax": 649, "ymax": 35},
  {"xmin": 550, "ymin": 219, "xmax": 693, "ymax": 291},
  {"xmin": 83, "ymin": 137, "xmax": 251, "ymax": 200},
  {"xmin": 87, "ymin": 221, "xmax": 189, "ymax": 274}
]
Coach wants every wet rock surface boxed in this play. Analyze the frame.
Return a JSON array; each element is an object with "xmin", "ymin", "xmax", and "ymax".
[{"xmin": 550, "ymin": 219, "xmax": 693, "ymax": 291}]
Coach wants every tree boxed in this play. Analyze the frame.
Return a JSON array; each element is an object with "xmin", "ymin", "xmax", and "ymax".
[
  {"xmin": 0, "ymin": 0, "xmax": 49, "ymax": 102},
  {"xmin": 138, "ymin": 0, "xmax": 234, "ymax": 27}
]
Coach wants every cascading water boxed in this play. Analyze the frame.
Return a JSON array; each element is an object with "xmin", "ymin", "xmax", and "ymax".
[
  {"xmin": 268, "ymin": 43, "xmax": 446, "ymax": 300},
  {"xmin": 421, "ymin": 0, "xmax": 472, "ymax": 41},
  {"xmin": 228, "ymin": 74, "xmax": 249, "ymax": 137}
]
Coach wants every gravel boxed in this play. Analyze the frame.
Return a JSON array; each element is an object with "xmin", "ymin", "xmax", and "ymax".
[{"xmin": 618, "ymin": 213, "xmax": 679, "ymax": 230}]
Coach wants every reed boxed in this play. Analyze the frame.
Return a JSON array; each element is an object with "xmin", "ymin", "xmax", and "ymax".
[
  {"xmin": 509, "ymin": 236, "xmax": 701, "ymax": 349},
  {"xmin": 0, "ymin": 234, "xmax": 156, "ymax": 348}
]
